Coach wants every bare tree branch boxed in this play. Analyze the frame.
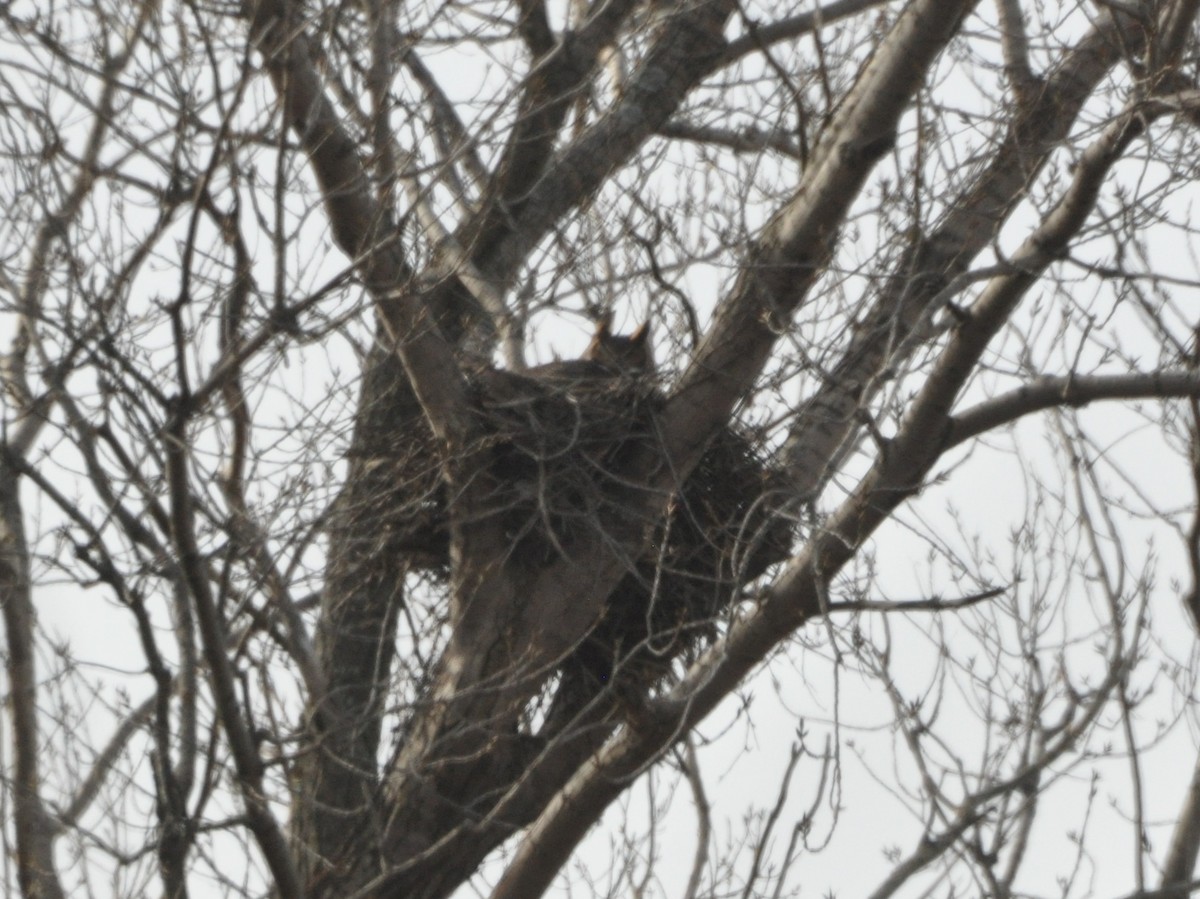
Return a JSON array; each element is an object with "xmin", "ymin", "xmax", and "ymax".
[
  {"xmin": 948, "ymin": 370, "xmax": 1200, "ymax": 448},
  {"xmin": 0, "ymin": 451, "xmax": 66, "ymax": 899},
  {"xmin": 244, "ymin": 0, "xmax": 473, "ymax": 446}
]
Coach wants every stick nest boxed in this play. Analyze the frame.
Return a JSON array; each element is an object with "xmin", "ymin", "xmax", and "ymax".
[{"xmin": 354, "ymin": 359, "xmax": 793, "ymax": 690}]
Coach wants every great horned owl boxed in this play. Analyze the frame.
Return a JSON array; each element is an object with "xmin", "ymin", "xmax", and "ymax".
[{"xmin": 582, "ymin": 317, "xmax": 653, "ymax": 375}]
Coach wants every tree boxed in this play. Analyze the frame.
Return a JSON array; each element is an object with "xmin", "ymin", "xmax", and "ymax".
[{"xmin": 5, "ymin": 0, "xmax": 1200, "ymax": 896}]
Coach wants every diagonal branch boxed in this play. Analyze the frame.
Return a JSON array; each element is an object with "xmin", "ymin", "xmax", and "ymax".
[
  {"xmin": 658, "ymin": 0, "xmax": 977, "ymax": 476},
  {"xmin": 244, "ymin": 0, "xmax": 472, "ymax": 445}
]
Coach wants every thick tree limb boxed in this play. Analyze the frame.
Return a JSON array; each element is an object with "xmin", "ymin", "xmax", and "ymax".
[
  {"xmin": 947, "ymin": 371, "xmax": 1200, "ymax": 447},
  {"xmin": 1161, "ymin": 752, "xmax": 1200, "ymax": 898},
  {"xmin": 660, "ymin": 0, "xmax": 976, "ymax": 474},
  {"xmin": 0, "ymin": 453, "xmax": 66, "ymax": 899},
  {"xmin": 1162, "ymin": 391, "xmax": 1200, "ymax": 897},
  {"xmin": 351, "ymin": 690, "xmax": 622, "ymax": 898}
]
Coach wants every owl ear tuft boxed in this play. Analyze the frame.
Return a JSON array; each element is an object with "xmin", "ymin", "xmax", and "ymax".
[{"xmin": 629, "ymin": 322, "xmax": 650, "ymax": 345}]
